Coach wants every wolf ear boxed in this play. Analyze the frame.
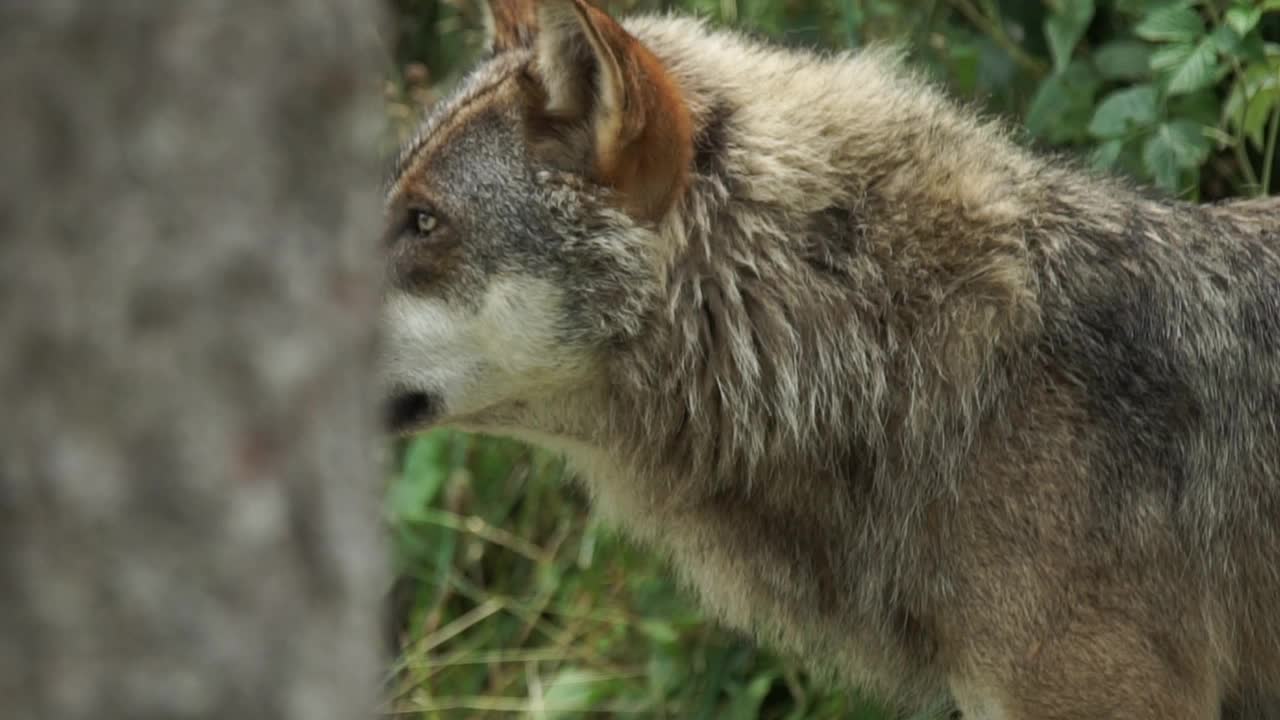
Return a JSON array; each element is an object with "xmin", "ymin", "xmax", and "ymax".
[
  {"xmin": 528, "ymin": 0, "xmax": 693, "ymax": 221},
  {"xmin": 483, "ymin": 0, "xmax": 538, "ymax": 54}
]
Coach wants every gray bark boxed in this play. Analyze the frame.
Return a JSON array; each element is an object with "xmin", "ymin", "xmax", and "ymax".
[{"xmin": 0, "ymin": 4, "xmax": 388, "ymax": 719}]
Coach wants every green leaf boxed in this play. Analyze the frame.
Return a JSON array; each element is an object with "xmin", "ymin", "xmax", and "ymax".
[
  {"xmin": 1094, "ymin": 40, "xmax": 1153, "ymax": 80},
  {"xmin": 692, "ymin": 644, "xmax": 737, "ymax": 720},
  {"xmin": 1164, "ymin": 120, "xmax": 1212, "ymax": 167},
  {"xmin": 1244, "ymin": 93, "xmax": 1280, "ymax": 151},
  {"xmin": 1224, "ymin": 61, "xmax": 1280, "ymax": 148},
  {"xmin": 727, "ymin": 673, "xmax": 778, "ymax": 720},
  {"xmin": 388, "ymin": 432, "xmax": 453, "ymax": 519},
  {"xmin": 1088, "ymin": 84, "xmax": 1161, "ymax": 138},
  {"xmin": 1135, "ymin": 5, "xmax": 1205, "ymax": 43},
  {"xmin": 1150, "ymin": 42, "xmax": 1193, "ymax": 71},
  {"xmin": 1091, "ymin": 138, "xmax": 1127, "ymax": 170},
  {"xmin": 1143, "ymin": 120, "xmax": 1210, "ymax": 191},
  {"xmin": 1225, "ymin": 6, "xmax": 1262, "ymax": 37},
  {"xmin": 1235, "ymin": 31, "xmax": 1270, "ymax": 64},
  {"xmin": 1027, "ymin": 60, "xmax": 1101, "ymax": 143},
  {"xmin": 646, "ymin": 649, "xmax": 685, "ymax": 696},
  {"xmin": 1170, "ymin": 89, "xmax": 1223, "ymax": 128},
  {"xmin": 1144, "ymin": 138, "xmax": 1180, "ymax": 191},
  {"xmin": 1045, "ymin": 0, "xmax": 1096, "ymax": 71},
  {"xmin": 639, "ymin": 619, "xmax": 681, "ymax": 645},
  {"xmin": 1151, "ymin": 37, "xmax": 1221, "ymax": 95},
  {"xmin": 1210, "ymin": 24, "xmax": 1243, "ymax": 55},
  {"xmin": 1116, "ymin": 0, "xmax": 1180, "ymax": 15},
  {"xmin": 544, "ymin": 668, "xmax": 619, "ymax": 719},
  {"xmin": 946, "ymin": 41, "xmax": 981, "ymax": 97}
]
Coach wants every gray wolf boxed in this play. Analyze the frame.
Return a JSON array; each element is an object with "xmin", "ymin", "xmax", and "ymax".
[{"xmin": 380, "ymin": 1, "xmax": 1280, "ymax": 716}]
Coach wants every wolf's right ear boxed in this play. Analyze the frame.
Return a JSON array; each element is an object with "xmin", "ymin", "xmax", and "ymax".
[
  {"xmin": 524, "ymin": 0, "xmax": 694, "ymax": 222},
  {"xmin": 482, "ymin": 0, "xmax": 538, "ymax": 54}
]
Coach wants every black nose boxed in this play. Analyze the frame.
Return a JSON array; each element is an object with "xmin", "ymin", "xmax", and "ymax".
[{"xmin": 385, "ymin": 391, "xmax": 440, "ymax": 433}]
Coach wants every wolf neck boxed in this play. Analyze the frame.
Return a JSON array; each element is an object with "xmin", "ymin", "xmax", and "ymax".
[
  {"xmin": 505, "ymin": 18, "xmax": 1124, "ymax": 508},
  {"xmin": 529, "ymin": 18, "xmax": 1054, "ymax": 499}
]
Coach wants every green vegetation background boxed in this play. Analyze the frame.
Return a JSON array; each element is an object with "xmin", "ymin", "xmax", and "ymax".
[{"xmin": 381, "ymin": 2, "xmax": 1280, "ymax": 717}]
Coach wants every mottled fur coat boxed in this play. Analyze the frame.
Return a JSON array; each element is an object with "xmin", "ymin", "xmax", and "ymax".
[{"xmin": 380, "ymin": 1, "xmax": 1280, "ymax": 716}]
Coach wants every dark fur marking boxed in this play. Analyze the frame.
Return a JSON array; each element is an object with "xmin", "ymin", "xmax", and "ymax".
[{"xmin": 693, "ymin": 101, "xmax": 733, "ymax": 178}]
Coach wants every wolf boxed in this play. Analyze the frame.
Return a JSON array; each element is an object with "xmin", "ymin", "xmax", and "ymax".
[{"xmin": 379, "ymin": 0, "xmax": 1280, "ymax": 716}]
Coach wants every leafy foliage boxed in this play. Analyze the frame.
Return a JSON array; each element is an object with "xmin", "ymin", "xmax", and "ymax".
[{"xmin": 382, "ymin": 2, "xmax": 1279, "ymax": 717}]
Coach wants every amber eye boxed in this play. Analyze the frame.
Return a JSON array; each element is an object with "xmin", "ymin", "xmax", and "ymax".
[{"xmin": 412, "ymin": 209, "xmax": 439, "ymax": 237}]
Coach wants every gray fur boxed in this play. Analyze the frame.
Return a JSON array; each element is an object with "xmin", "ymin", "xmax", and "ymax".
[{"xmin": 383, "ymin": 9, "xmax": 1280, "ymax": 718}]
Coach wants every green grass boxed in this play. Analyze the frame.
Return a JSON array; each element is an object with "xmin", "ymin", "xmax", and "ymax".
[{"xmin": 384, "ymin": 430, "xmax": 893, "ymax": 718}]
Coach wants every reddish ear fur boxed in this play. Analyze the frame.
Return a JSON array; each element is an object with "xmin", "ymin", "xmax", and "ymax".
[
  {"xmin": 485, "ymin": 0, "xmax": 538, "ymax": 53},
  {"xmin": 530, "ymin": 0, "xmax": 693, "ymax": 222}
]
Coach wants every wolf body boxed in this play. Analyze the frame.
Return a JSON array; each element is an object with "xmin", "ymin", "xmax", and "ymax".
[{"xmin": 381, "ymin": 2, "xmax": 1280, "ymax": 716}]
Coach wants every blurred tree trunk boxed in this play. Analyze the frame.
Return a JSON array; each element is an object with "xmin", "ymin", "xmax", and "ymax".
[{"xmin": 0, "ymin": 4, "xmax": 388, "ymax": 719}]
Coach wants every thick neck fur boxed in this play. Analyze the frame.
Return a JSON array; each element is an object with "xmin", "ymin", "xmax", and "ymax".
[
  {"xmin": 558, "ymin": 17, "xmax": 1063, "ymax": 495},
  {"xmin": 472, "ymin": 18, "xmax": 1081, "ymax": 516}
]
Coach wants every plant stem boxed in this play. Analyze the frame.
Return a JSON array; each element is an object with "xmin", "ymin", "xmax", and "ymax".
[
  {"xmin": 919, "ymin": 0, "xmax": 941, "ymax": 47},
  {"xmin": 1229, "ymin": 141, "xmax": 1261, "ymax": 194},
  {"xmin": 720, "ymin": 0, "xmax": 738, "ymax": 25},
  {"xmin": 1222, "ymin": 64, "xmax": 1262, "ymax": 192},
  {"xmin": 1206, "ymin": 1, "xmax": 1265, "ymax": 193},
  {"xmin": 945, "ymin": 0, "xmax": 1049, "ymax": 79},
  {"xmin": 838, "ymin": 0, "xmax": 863, "ymax": 48},
  {"xmin": 1262, "ymin": 105, "xmax": 1280, "ymax": 197}
]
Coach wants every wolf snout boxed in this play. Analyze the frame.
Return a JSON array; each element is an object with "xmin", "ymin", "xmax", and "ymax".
[{"xmin": 384, "ymin": 390, "xmax": 442, "ymax": 435}]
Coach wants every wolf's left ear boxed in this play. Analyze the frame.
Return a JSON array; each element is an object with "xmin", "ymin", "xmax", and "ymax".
[
  {"xmin": 528, "ymin": 0, "xmax": 694, "ymax": 221},
  {"xmin": 483, "ymin": 0, "xmax": 538, "ymax": 53}
]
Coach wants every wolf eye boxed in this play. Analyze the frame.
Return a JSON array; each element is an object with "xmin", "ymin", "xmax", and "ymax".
[{"xmin": 412, "ymin": 209, "xmax": 439, "ymax": 237}]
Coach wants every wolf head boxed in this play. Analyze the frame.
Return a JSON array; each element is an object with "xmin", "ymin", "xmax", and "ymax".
[{"xmin": 381, "ymin": 0, "xmax": 693, "ymax": 434}]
